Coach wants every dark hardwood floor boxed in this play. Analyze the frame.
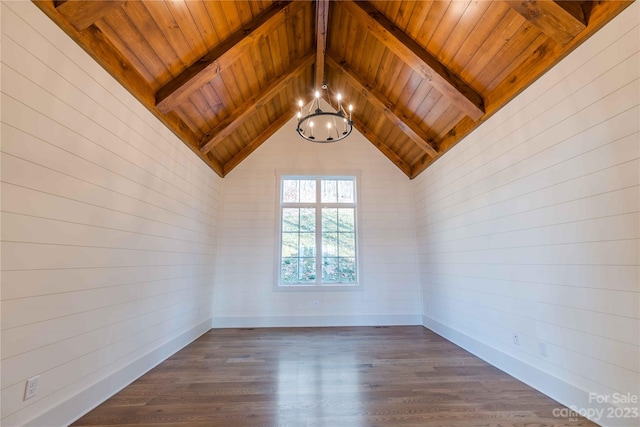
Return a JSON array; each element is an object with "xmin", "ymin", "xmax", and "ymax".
[{"xmin": 72, "ymin": 326, "xmax": 595, "ymax": 426}]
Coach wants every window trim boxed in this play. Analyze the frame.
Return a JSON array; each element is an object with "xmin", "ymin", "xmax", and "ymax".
[{"xmin": 274, "ymin": 171, "xmax": 362, "ymax": 290}]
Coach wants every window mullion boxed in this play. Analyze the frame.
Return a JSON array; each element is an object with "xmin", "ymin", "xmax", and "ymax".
[
  {"xmin": 282, "ymin": 203, "xmax": 316, "ymax": 208},
  {"xmin": 316, "ymin": 178, "xmax": 322, "ymax": 285}
]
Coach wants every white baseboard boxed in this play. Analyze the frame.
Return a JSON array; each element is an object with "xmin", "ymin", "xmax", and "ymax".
[
  {"xmin": 17, "ymin": 315, "xmax": 631, "ymax": 427},
  {"xmin": 24, "ymin": 318, "xmax": 212, "ymax": 427},
  {"xmin": 212, "ymin": 314, "xmax": 421, "ymax": 328},
  {"xmin": 422, "ymin": 315, "xmax": 635, "ymax": 427}
]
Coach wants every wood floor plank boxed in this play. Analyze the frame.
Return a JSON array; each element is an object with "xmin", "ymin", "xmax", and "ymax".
[{"xmin": 71, "ymin": 326, "xmax": 596, "ymax": 426}]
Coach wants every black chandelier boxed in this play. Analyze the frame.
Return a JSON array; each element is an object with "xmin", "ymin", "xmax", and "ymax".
[{"xmin": 296, "ymin": 84, "xmax": 353, "ymax": 143}]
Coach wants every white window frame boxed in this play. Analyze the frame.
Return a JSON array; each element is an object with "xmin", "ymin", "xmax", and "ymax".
[{"xmin": 275, "ymin": 173, "xmax": 362, "ymax": 289}]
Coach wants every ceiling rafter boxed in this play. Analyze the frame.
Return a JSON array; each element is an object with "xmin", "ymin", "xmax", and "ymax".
[
  {"xmin": 341, "ymin": 0, "xmax": 485, "ymax": 121},
  {"xmin": 54, "ymin": 0, "xmax": 125, "ymax": 31},
  {"xmin": 155, "ymin": 0, "xmax": 306, "ymax": 114},
  {"xmin": 326, "ymin": 51, "xmax": 438, "ymax": 158},
  {"xmin": 200, "ymin": 51, "xmax": 314, "ymax": 155},
  {"xmin": 504, "ymin": 1, "xmax": 586, "ymax": 46},
  {"xmin": 315, "ymin": 0, "xmax": 329, "ymax": 88},
  {"xmin": 223, "ymin": 107, "xmax": 299, "ymax": 176}
]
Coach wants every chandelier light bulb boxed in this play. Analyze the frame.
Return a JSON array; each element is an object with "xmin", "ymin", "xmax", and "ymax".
[
  {"xmin": 298, "ymin": 99, "xmax": 303, "ymax": 108},
  {"xmin": 297, "ymin": 111, "xmax": 301, "ymax": 119},
  {"xmin": 309, "ymin": 121, "xmax": 314, "ymax": 128},
  {"xmin": 315, "ymin": 91, "xmax": 320, "ymax": 99}
]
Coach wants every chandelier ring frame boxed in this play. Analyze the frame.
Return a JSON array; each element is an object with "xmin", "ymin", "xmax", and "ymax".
[{"xmin": 296, "ymin": 110, "xmax": 353, "ymax": 143}]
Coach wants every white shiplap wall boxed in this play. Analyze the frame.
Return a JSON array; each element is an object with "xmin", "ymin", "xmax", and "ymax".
[
  {"xmin": 213, "ymin": 105, "xmax": 421, "ymax": 327},
  {"xmin": 0, "ymin": 2, "xmax": 221, "ymax": 426},
  {"xmin": 414, "ymin": 4, "xmax": 639, "ymax": 426}
]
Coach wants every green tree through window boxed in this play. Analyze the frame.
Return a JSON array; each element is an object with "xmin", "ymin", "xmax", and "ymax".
[{"xmin": 279, "ymin": 177, "xmax": 358, "ymax": 286}]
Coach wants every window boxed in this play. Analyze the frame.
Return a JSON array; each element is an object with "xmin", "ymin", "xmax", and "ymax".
[{"xmin": 278, "ymin": 176, "xmax": 358, "ymax": 286}]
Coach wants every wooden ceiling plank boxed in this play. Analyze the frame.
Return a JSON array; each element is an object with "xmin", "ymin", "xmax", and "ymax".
[
  {"xmin": 256, "ymin": 32, "xmax": 275, "ymax": 83},
  {"xmin": 427, "ymin": 0, "xmax": 471, "ymax": 58},
  {"xmin": 436, "ymin": 1, "xmax": 491, "ymax": 66},
  {"xmin": 326, "ymin": 52, "xmax": 438, "ymax": 157},
  {"xmin": 451, "ymin": 2, "xmax": 511, "ymax": 77},
  {"xmin": 102, "ymin": 9, "xmax": 172, "ymax": 85},
  {"xmin": 415, "ymin": 1, "xmax": 449, "ymax": 53},
  {"xmin": 121, "ymin": 2, "xmax": 184, "ymax": 78},
  {"xmin": 248, "ymin": 1, "xmax": 267, "ymax": 17},
  {"xmin": 380, "ymin": 1, "xmax": 402, "ymax": 25},
  {"xmin": 285, "ymin": 0, "xmax": 309, "ymax": 62},
  {"xmin": 276, "ymin": 19, "xmax": 293, "ymax": 72},
  {"xmin": 387, "ymin": 63, "xmax": 414, "ymax": 106},
  {"xmin": 233, "ymin": 122, "xmax": 255, "ymax": 154},
  {"xmin": 486, "ymin": 33, "xmax": 548, "ymax": 92},
  {"xmin": 199, "ymin": 83, "xmax": 226, "ymax": 123},
  {"xmin": 182, "ymin": 1, "xmax": 219, "ymax": 53},
  {"xmin": 341, "ymin": 8, "xmax": 361, "ymax": 65},
  {"xmin": 167, "ymin": 1, "xmax": 208, "ymax": 58},
  {"xmin": 176, "ymin": 104, "xmax": 201, "ymax": 134},
  {"xmin": 395, "ymin": 1, "xmax": 419, "ymax": 32},
  {"xmin": 223, "ymin": 107, "xmax": 298, "ymax": 175},
  {"xmin": 315, "ymin": 0, "xmax": 329, "ymax": 88},
  {"xmin": 504, "ymin": 1, "xmax": 586, "ymax": 46},
  {"xmin": 202, "ymin": 1, "xmax": 231, "ymax": 42},
  {"xmin": 403, "ymin": 80, "xmax": 434, "ymax": 119},
  {"xmin": 351, "ymin": 116, "xmax": 412, "ymax": 177},
  {"xmin": 411, "ymin": 0, "xmax": 633, "ymax": 179},
  {"xmin": 33, "ymin": 0, "xmax": 224, "ymax": 177},
  {"xmin": 55, "ymin": 0, "xmax": 125, "ymax": 31},
  {"xmin": 341, "ymin": 0, "xmax": 484, "ymax": 121},
  {"xmin": 232, "ymin": 50, "xmax": 258, "ymax": 100},
  {"xmin": 404, "ymin": 1, "xmax": 434, "ymax": 41},
  {"xmin": 143, "ymin": 2, "xmax": 199, "ymax": 67},
  {"xmin": 362, "ymin": 33, "xmax": 387, "ymax": 87},
  {"xmin": 373, "ymin": 48, "xmax": 394, "ymax": 91},
  {"xmin": 200, "ymin": 51, "xmax": 314, "ymax": 154},
  {"xmin": 156, "ymin": 0, "xmax": 306, "ymax": 113},
  {"xmin": 93, "ymin": 17, "xmax": 158, "ymax": 87}
]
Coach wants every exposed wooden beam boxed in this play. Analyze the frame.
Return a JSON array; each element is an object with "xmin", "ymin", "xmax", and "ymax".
[
  {"xmin": 223, "ymin": 107, "xmax": 298, "ymax": 176},
  {"xmin": 54, "ymin": 0, "xmax": 125, "ymax": 31},
  {"xmin": 32, "ymin": 0, "xmax": 224, "ymax": 177},
  {"xmin": 155, "ymin": 0, "xmax": 306, "ymax": 114},
  {"xmin": 350, "ymin": 116, "xmax": 412, "ymax": 177},
  {"xmin": 504, "ymin": 1, "xmax": 586, "ymax": 46},
  {"xmin": 200, "ymin": 51, "xmax": 314, "ymax": 155},
  {"xmin": 341, "ymin": 0, "xmax": 484, "ymax": 121},
  {"xmin": 326, "ymin": 51, "xmax": 438, "ymax": 158},
  {"xmin": 315, "ymin": 0, "xmax": 329, "ymax": 88}
]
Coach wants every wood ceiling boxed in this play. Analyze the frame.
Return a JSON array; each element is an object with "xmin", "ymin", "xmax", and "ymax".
[{"xmin": 34, "ymin": 0, "xmax": 632, "ymax": 178}]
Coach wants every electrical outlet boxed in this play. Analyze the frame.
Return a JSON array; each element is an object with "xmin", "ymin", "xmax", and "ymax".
[
  {"xmin": 512, "ymin": 333, "xmax": 520, "ymax": 346},
  {"xmin": 313, "ymin": 300, "xmax": 320, "ymax": 308},
  {"xmin": 24, "ymin": 376, "xmax": 40, "ymax": 401},
  {"xmin": 539, "ymin": 342, "xmax": 548, "ymax": 357}
]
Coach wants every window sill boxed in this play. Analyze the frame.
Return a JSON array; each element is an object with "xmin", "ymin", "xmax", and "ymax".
[{"xmin": 275, "ymin": 283, "xmax": 362, "ymax": 291}]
